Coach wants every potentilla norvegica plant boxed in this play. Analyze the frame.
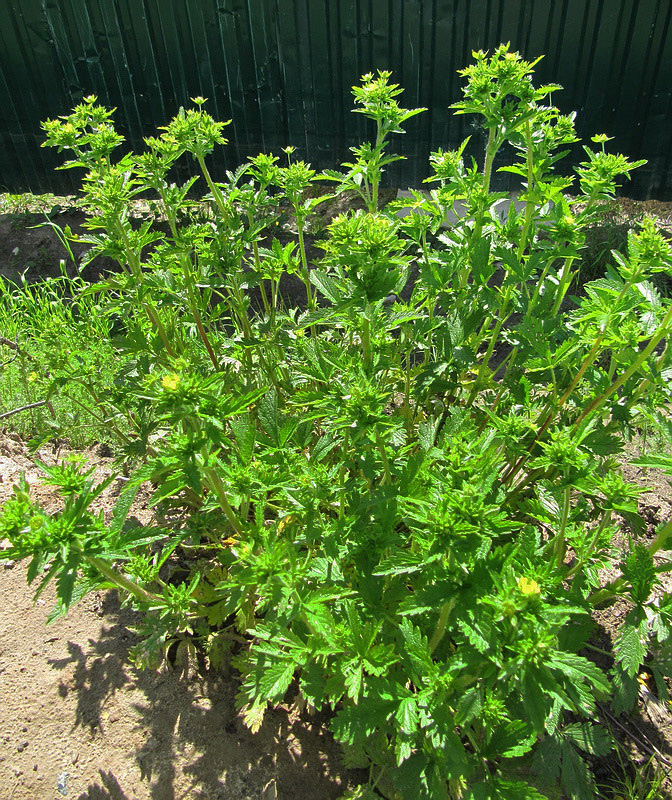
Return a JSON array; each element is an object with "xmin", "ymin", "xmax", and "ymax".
[{"xmin": 3, "ymin": 43, "xmax": 672, "ymax": 799}]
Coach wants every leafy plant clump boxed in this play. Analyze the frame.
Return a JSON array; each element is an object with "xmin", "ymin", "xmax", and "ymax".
[
  {"xmin": 3, "ymin": 44, "xmax": 672, "ymax": 799},
  {"xmin": 0, "ymin": 272, "xmax": 118, "ymax": 446}
]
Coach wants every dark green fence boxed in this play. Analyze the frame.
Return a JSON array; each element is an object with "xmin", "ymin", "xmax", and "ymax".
[{"xmin": 1, "ymin": 0, "xmax": 671, "ymax": 197}]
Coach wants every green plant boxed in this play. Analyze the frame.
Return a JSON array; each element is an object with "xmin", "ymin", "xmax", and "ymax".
[
  {"xmin": 2, "ymin": 45, "xmax": 672, "ymax": 800},
  {"xmin": 0, "ymin": 191, "xmax": 61, "ymax": 216},
  {"xmin": 0, "ymin": 271, "xmax": 117, "ymax": 446},
  {"xmin": 323, "ymin": 70, "xmax": 425, "ymax": 212},
  {"xmin": 599, "ymin": 751, "xmax": 668, "ymax": 800}
]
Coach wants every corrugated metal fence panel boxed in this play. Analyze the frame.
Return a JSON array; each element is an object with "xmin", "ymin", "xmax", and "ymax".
[{"xmin": 0, "ymin": 0, "xmax": 671, "ymax": 197}]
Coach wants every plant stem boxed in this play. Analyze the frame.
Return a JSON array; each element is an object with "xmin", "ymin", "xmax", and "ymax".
[
  {"xmin": 339, "ymin": 429, "xmax": 350, "ymax": 520},
  {"xmin": 361, "ymin": 314, "xmax": 372, "ymax": 373},
  {"xmin": 482, "ymin": 127, "xmax": 497, "ymax": 195},
  {"xmin": 179, "ymin": 256, "xmax": 219, "ymax": 370},
  {"xmin": 516, "ymin": 120, "xmax": 535, "ymax": 262},
  {"xmin": 573, "ymin": 304, "xmax": 672, "ymax": 432},
  {"xmin": 197, "ymin": 155, "xmax": 229, "ymax": 219},
  {"xmin": 203, "ymin": 466, "xmax": 245, "ymax": 537},
  {"xmin": 115, "ymin": 219, "xmax": 176, "ymax": 358},
  {"xmin": 501, "ymin": 337, "xmax": 604, "ymax": 486},
  {"xmin": 429, "ymin": 599, "xmax": 455, "ymax": 654},
  {"xmin": 376, "ymin": 429, "xmax": 391, "ymax": 485},
  {"xmin": 556, "ymin": 485, "xmax": 571, "ymax": 567},
  {"xmin": 0, "ymin": 400, "xmax": 47, "ymax": 420},
  {"xmin": 565, "ymin": 510, "xmax": 612, "ymax": 580},
  {"xmin": 371, "ymin": 121, "xmax": 384, "ymax": 213},
  {"xmin": 63, "ymin": 390, "xmax": 133, "ymax": 446},
  {"xmin": 296, "ymin": 221, "xmax": 315, "ymax": 314},
  {"xmin": 253, "ymin": 240, "xmax": 271, "ymax": 316},
  {"xmin": 469, "ymin": 288, "xmax": 514, "ymax": 404},
  {"xmin": 551, "ymin": 260, "xmax": 575, "ymax": 316},
  {"xmin": 86, "ymin": 555, "xmax": 159, "ymax": 603}
]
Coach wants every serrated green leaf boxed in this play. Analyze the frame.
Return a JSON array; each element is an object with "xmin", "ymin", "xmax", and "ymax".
[
  {"xmin": 614, "ymin": 610, "xmax": 648, "ymax": 677},
  {"xmin": 395, "ymin": 696, "xmax": 419, "ymax": 735},
  {"xmin": 549, "ymin": 652, "xmax": 610, "ymax": 695},
  {"xmin": 206, "ymin": 599, "xmax": 231, "ymax": 627},
  {"xmin": 332, "ymin": 697, "xmax": 394, "ymax": 746},
  {"xmin": 457, "ymin": 617, "xmax": 491, "ymax": 654},
  {"xmin": 466, "ymin": 780, "xmax": 549, "ymax": 800},
  {"xmin": 442, "ymin": 729, "xmax": 469, "ymax": 777},
  {"xmin": 55, "ymin": 558, "xmax": 79, "ymax": 609},
  {"xmin": 109, "ymin": 479, "xmax": 140, "ymax": 536},
  {"xmin": 223, "ymin": 386, "xmax": 268, "ymax": 416},
  {"xmin": 345, "ymin": 663, "xmax": 363, "ymax": 703},
  {"xmin": 455, "ymin": 686, "xmax": 483, "ymax": 726},
  {"xmin": 562, "ymin": 723, "xmax": 612, "ymax": 756},
  {"xmin": 242, "ymin": 700, "xmax": 266, "ymax": 733},
  {"xmin": 310, "ymin": 269, "xmax": 349, "ymax": 304},
  {"xmin": 560, "ymin": 741, "xmax": 595, "ymax": 800},
  {"xmin": 311, "ymin": 433, "xmax": 338, "ymax": 462},
  {"xmin": 490, "ymin": 720, "xmax": 537, "ymax": 758},
  {"xmin": 257, "ymin": 388, "xmax": 279, "ymax": 444},
  {"xmin": 393, "ymin": 752, "xmax": 432, "ymax": 800},
  {"xmin": 622, "ymin": 544, "xmax": 656, "ymax": 605},
  {"xmin": 418, "ymin": 418, "xmax": 439, "ymax": 452},
  {"xmin": 531, "ymin": 735, "xmax": 562, "ymax": 785},
  {"xmin": 258, "ymin": 660, "xmax": 295, "ymax": 701},
  {"xmin": 562, "ymin": 722, "xmax": 613, "ymax": 756},
  {"xmin": 374, "ymin": 550, "xmax": 440, "ymax": 577},
  {"xmin": 230, "ymin": 416, "xmax": 256, "ymax": 462},
  {"xmin": 395, "ymin": 735, "xmax": 414, "ymax": 766}
]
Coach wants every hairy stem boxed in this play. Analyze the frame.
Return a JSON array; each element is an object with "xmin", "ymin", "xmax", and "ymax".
[
  {"xmin": 429, "ymin": 599, "xmax": 455, "ymax": 654},
  {"xmin": 86, "ymin": 555, "xmax": 159, "ymax": 603}
]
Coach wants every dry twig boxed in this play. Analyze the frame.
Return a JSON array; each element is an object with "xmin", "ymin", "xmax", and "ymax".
[{"xmin": 0, "ymin": 400, "xmax": 47, "ymax": 420}]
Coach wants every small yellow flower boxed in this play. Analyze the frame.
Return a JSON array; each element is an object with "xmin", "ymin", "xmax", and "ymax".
[
  {"xmin": 518, "ymin": 576, "xmax": 541, "ymax": 596},
  {"xmin": 27, "ymin": 371, "xmax": 38, "ymax": 383},
  {"xmin": 161, "ymin": 373, "xmax": 181, "ymax": 392},
  {"xmin": 277, "ymin": 514, "xmax": 299, "ymax": 533}
]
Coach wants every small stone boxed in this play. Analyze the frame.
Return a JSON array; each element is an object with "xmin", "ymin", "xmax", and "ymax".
[
  {"xmin": 71, "ymin": 751, "xmax": 78, "ymax": 764},
  {"xmin": 57, "ymin": 772, "xmax": 68, "ymax": 795}
]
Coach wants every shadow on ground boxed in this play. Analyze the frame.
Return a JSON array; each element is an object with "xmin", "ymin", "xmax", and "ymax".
[{"xmin": 47, "ymin": 591, "xmax": 359, "ymax": 800}]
